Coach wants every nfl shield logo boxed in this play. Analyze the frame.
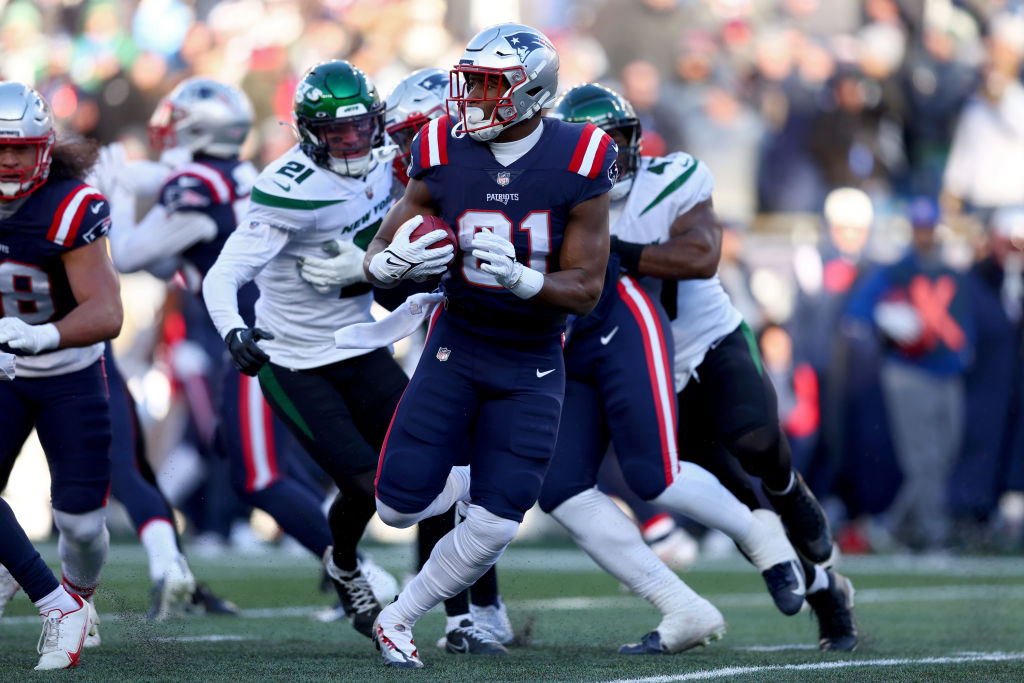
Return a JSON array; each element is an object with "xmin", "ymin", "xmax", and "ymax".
[
  {"xmin": 436, "ymin": 346, "xmax": 451, "ymax": 361},
  {"xmin": 496, "ymin": 171, "xmax": 510, "ymax": 186}
]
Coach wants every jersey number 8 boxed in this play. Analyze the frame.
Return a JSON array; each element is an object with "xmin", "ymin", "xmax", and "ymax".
[
  {"xmin": 457, "ymin": 210, "xmax": 550, "ymax": 288},
  {"xmin": 0, "ymin": 261, "xmax": 55, "ymax": 324}
]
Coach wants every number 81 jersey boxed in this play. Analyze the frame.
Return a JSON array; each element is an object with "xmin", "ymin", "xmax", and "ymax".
[
  {"xmin": 0, "ymin": 178, "xmax": 111, "ymax": 377},
  {"xmin": 410, "ymin": 116, "xmax": 617, "ymax": 340}
]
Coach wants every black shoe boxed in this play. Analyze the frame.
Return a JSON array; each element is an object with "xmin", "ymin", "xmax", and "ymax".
[
  {"xmin": 444, "ymin": 619, "xmax": 509, "ymax": 655},
  {"xmin": 191, "ymin": 582, "xmax": 240, "ymax": 616},
  {"xmin": 762, "ymin": 559, "xmax": 806, "ymax": 616},
  {"xmin": 618, "ymin": 630, "xmax": 670, "ymax": 655},
  {"xmin": 806, "ymin": 570, "xmax": 858, "ymax": 651},
  {"xmin": 763, "ymin": 471, "xmax": 834, "ymax": 564},
  {"xmin": 323, "ymin": 546, "xmax": 381, "ymax": 638}
]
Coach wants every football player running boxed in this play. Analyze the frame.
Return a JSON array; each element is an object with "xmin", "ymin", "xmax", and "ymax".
[
  {"xmin": 383, "ymin": 68, "xmax": 513, "ymax": 654},
  {"xmin": 203, "ymin": 60, "xmax": 409, "ymax": 640},
  {"xmin": 554, "ymin": 83, "xmax": 856, "ymax": 652},
  {"xmin": 362, "ymin": 24, "xmax": 617, "ymax": 669},
  {"xmin": 0, "ymin": 82, "xmax": 122, "ymax": 669},
  {"xmin": 96, "ymin": 76, "xmax": 350, "ymax": 626}
]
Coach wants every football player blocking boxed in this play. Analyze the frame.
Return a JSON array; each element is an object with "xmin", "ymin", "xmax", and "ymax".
[
  {"xmin": 551, "ymin": 83, "xmax": 855, "ymax": 651},
  {"xmin": 0, "ymin": 82, "xmax": 124, "ymax": 669}
]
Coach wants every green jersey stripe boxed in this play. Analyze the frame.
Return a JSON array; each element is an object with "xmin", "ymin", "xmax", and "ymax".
[
  {"xmin": 639, "ymin": 161, "xmax": 699, "ymax": 217},
  {"xmin": 251, "ymin": 187, "xmax": 345, "ymax": 210}
]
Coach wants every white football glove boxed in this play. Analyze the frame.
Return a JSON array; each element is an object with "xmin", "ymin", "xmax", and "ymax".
[
  {"xmin": 298, "ymin": 239, "xmax": 368, "ymax": 293},
  {"xmin": 0, "ymin": 319, "xmax": 60, "ymax": 355},
  {"xmin": 874, "ymin": 301, "xmax": 923, "ymax": 346},
  {"xmin": 368, "ymin": 215, "xmax": 454, "ymax": 284},
  {"xmin": 471, "ymin": 230, "xmax": 544, "ymax": 299}
]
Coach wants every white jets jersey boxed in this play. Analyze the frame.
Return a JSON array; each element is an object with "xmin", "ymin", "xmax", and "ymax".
[
  {"xmin": 612, "ymin": 153, "xmax": 742, "ymax": 391},
  {"xmin": 244, "ymin": 146, "xmax": 395, "ymax": 369}
]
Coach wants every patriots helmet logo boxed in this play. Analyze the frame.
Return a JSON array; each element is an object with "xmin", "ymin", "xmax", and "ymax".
[
  {"xmin": 504, "ymin": 32, "xmax": 551, "ymax": 64},
  {"xmin": 418, "ymin": 72, "xmax": 448, "ymax": 92}
]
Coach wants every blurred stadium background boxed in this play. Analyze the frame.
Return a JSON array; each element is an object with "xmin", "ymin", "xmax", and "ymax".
[{"xmin": 2, "ymin": 0, "xmax": 1024, "ymax": 587}]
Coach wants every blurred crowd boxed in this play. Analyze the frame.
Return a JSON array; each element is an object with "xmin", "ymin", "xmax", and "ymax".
[{"xmin": 3, "ymin": 0, "xmax": 1024, "ymax": 556}]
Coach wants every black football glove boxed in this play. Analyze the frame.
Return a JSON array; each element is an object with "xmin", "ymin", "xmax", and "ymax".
[{"xmin": 225, "ymin": 327, "xmax": 274, "ymax": 376}]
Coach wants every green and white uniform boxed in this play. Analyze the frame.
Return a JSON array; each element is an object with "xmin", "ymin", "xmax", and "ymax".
[
  {"xmin": 204, "ymin": 145, "xmax": 395, "ymax": 370},
  {"xmin": 611, "ymin": 152, "xmax": 742, "ymax": 391}
]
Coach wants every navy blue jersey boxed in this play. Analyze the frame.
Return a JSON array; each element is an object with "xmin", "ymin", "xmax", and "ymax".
[
  {"xmin": 409, "ymin": 116, "xmax": 617, "ymax": 339},
  {"xmin": 158, "ymin": 155, "xmax": 258, "ymax": 323},
  {"xmin": 158, "ymin": 156, "xmax": 250, "ymax": 276},
  {"xmin": 0, "ymin": 179, "xmax": 110, "ymax": 325}
]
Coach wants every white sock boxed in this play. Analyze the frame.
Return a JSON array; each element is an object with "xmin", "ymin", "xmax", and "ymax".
[
  {"xmin": 376, "ymin": 466, "xmax": 471, "ymax": 529},
  {"xmin": 651, "ymin": 461, "xmax": 753, "ymax": 540},
  {"xmin": 139, "ymin": 519, "xmax": 181, "ymax": 583},
  {"xmin": 446, "ymin": 613, "xmax": 472, "ymax": 632},
  {"xmin": 807, "ymin": 565, "xmax": 829, "ymax": 593},
  {"xmin": 550, "ymin": 488, "xmax": 698, "ymax": 616},
  {"xmin": 34, "ymin": 585, "xmax": 80, "ymax": 615},
  {"xmin": 54, "ymin": 509, "xmax": 109, "ymax": 600},
  {"xmin": 389, "ymin": 504, "xmax": 518, "ymax": 625},
  {"xmin": 738, "ymin": 509, "xmax": 798, "ymax": 572}
]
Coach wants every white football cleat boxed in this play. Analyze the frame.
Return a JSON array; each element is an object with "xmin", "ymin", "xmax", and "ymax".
[
  {"xmin": 470, "ymin": 598, "xmax": 515, "ymax": 645},
  {"xmin": 359, "ymin": 555, "xmax": 399, "ymax": 606},
  {"xmin": 83, "ymin": 600, "xmax": 101, "ymax": 647},
  {"xmin": 0, "ymin": 563, "xmax": 20, "ymax": 617},
  {"xmin": 147, "ymin": 555, "xmax": 197, "ymax": 621},
  {"xmin": 35, "ymin": 593, "xmax": 89, "ymax": 670},
  {"xmin": 620, "ymin": 595, "xmax": 726, "ymax": 654},
  {"xmin": 373, "ymin": 608, "xmax": 424, "ymax": 669}
]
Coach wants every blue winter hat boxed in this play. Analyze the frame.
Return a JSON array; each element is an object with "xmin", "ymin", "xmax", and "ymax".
[{"xmin": 909, "ymin": 196, "xmax": 940, "ymax": 229}]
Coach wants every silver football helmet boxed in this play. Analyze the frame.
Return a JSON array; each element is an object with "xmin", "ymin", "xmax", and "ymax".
[
  {"xmin": 0, "ymin": 82, "xmax": 56, "ymax": 199},
  {"xmin": 449, "ymin": 23, "xmax": 559, "ymax": 142},
  {"xmin": 148, "ymin": 78, "xmax": 253, "ymax": 159},
  {"xmin": 385, "ymin": 68, "xmax": 451, "ymax": 183}
]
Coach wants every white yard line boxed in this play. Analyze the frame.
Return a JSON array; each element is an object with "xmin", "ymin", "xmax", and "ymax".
[{"xmin": 601, "ymin": 651, "xmax": 1024, "ymax": 682}]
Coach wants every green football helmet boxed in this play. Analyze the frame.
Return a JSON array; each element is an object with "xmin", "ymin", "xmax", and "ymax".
[
  {"xmin": 293, "ymin": 60, "xmax": 387, "ymax": 177},
  {"xmin": 552, "ymin": 83, "xmax": 641, "ymax": 199}
]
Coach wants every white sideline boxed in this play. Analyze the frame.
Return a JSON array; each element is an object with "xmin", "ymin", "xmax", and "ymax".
[{"xmin": 601, "ymin": 651, "xmax": 1024, "ymax": 682}]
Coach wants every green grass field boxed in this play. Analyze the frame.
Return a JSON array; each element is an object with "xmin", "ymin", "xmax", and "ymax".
[{"xmin": 2, "ymin": 541, "xmax": 1023, "ymax": 681}]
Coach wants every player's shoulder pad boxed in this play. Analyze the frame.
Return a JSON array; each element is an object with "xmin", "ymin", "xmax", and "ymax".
[
  {"xmin": 162, "ymin": 161, "xmax": 237, "ymax": 209},
  {"xmin": 635, "ymin": 152, "xmax": 714, "ymax": 217},
  {"xmin": 411, "ymin": 115, "xmax": 453, "ymax": 172},
  {"xmin": 46, "ymin": 181, "xmax": 110, "ymax": 247},
  {"xmin": 551, "ymin": 119, "xmax": 616, "ymax": 180}
]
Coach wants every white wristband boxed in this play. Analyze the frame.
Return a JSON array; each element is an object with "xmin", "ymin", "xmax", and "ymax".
[
  {"xmin": 509, "ymin": 266, "xmax": 544, "ymax": 299},
  {"xmin": 39, "ymin": 323, "xmax": 61, "ymax": 352}
]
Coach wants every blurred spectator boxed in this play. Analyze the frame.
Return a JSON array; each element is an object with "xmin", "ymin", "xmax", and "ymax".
[
  {"xmin": 790, "ymin": 188, "xmax": 901, "ymax": 545},
  {"xmin": 807, "ymin": 61, "xmax": 907, "ymax": 196},
  {"xmin": 951, "ymin": 208, "xmax": 1024, "ymax": 548},
  {"xmin": 619, "ymin": 59, "xmax": 685, "ymax": 155},
  {"xmin": 678, "ymin": 83, "xmax": 765, "ymax": 225},
  {"xmin": 902, "ymin": 11, "xmax": 980, "ymax": 197},
  {"xmin": 0, "ymin": 1, "xmax": 47, "ymax": 84},
  {"xmin": 760, "ymin": 323, "xmax": 819, "ymax": 476},
  {"xmin": 942, "ymin": 12, "xmax": 1024, "ymax": 218},
  {"xmin": 717, "ymin": 225, "xmax": 766, "ymax": 333},
  {"xmin": 844, "ymin": 197, "xmax": 974, "ymax": 550}
]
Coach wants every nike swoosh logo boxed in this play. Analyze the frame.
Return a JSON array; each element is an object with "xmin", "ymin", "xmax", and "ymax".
[
  {"xmin": 600, "ymin": 326, "xmax": 619, "ymax": 345},
  {"xmin": 448, "ymin": 638, "xmax": 468, "ymax": 653},
  {"xmin": 272, "ymin": 179, "xmax": 291, "ymax": 191},
  {"xmin": 90, "ymin": 201, "xmax": 104, "ymax": 214},
  {"xmin": 536, "ymin": 368, "xmax": 555, "ymax": 378}
]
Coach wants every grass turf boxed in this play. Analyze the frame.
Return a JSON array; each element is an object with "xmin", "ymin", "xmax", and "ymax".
[{"xmin": 2, "ymin": 541, "xmax": 1022, "ymax": 681}]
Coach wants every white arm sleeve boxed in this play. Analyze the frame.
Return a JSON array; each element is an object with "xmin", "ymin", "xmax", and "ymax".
[
  {"xmin": 109, "ymin": 203, "xmax": 219, "ymax": 274},
  {"xmin": 203, "ymin": 221, "xmax": 290, "ymax": 339}
]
